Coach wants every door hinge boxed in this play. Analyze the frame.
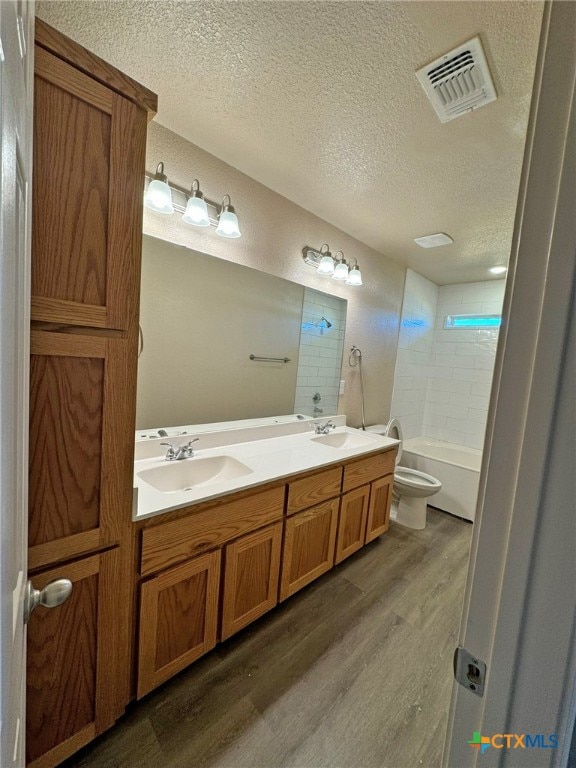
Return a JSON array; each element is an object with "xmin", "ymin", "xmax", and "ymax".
[{"xmin": 454, "ymin": 646, "xmax": 486, "ymax": 697}]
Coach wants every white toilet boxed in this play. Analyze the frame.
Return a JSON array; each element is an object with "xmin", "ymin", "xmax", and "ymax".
[{"xmin": 367, "ymin": 419, "xmax": 442, "ymax": 530}]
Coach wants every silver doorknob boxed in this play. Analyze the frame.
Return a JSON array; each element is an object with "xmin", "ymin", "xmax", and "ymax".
[{"xmin": 24, "ymin": 578, "xmax": 73, "ymax": 624}]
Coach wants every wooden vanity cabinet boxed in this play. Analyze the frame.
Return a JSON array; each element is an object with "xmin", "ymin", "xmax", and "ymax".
[
  {"xmin": 280, "ymin": 498, "xmax": 340, "ymax": 601},
  {"xmin": 137, "ymin": 550, "xmax": 221, "ymax": 700},
  {"xmin": 27, "ymin": 20, "xmax": 157, "ymax": 768},
  {"xmin": 26, "ymin": 549, "xmax": 121, "ymax": 768},
  {"xmin": 335, "ymin": 485, "xmax": 370, "ymax": 564},
  {"xmin": 365, "ymin": 475, "xmax": 394, "ymax": 542},
  {"xmin": 221, "ymin": 521, "xmax": 283, "ymax": 640}
]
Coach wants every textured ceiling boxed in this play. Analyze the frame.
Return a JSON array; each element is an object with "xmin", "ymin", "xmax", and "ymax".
[{"xmin": 36, "ymin": 1, "xmax": 543, "ymax": 285}]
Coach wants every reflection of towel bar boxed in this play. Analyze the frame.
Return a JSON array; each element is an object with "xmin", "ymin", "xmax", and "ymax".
[{"xmin": 250, "ymin": 354, "xmax": 291, "ymax": 363}]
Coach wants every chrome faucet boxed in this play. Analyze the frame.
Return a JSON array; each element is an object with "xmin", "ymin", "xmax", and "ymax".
[
  {"xmin": 313, "ymin": 420, "xmax": 336, "ymax": 435},
  {"xmin": 161, "ymin": 439, "xmax": 199, "ymax": 461}
]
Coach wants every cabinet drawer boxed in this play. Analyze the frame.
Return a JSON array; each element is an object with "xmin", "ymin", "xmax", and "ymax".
[
  {"xmin": 287, "ymin": 466, "xmax": 342, "ymax": 515},
  {"xmin": 342, "ymin": 449, "xmax": 396, "ymax": 492},
  {"xmin": 140, "ymin": 486, "xmax": 284, "ymax": 576}
]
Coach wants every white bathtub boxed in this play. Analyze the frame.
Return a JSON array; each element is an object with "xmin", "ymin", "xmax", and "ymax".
[{"xmin": 401, "ymin": 437, "xmax": 481, "ymax": 522}]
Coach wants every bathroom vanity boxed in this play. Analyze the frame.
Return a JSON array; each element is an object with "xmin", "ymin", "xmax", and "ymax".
[{"xmin": 131, "ymin": 422, "xmax": 397, "ymax": 698}]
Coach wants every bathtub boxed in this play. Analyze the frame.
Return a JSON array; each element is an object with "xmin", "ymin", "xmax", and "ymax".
[{"xmin": 401, "ymin": 437, "xmax": 481, "ymax": 522}]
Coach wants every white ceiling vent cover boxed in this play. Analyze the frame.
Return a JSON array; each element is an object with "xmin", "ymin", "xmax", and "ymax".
[{"xmin": 416, "ymin": 36, "xmax": 497, "ymax": 123}]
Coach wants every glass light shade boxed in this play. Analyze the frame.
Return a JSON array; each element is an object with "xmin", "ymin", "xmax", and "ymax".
[
  {"xmin": 144, "ymin": 179, "xmax": 174, "ymax": 214},
  {"xmin": 489, "ymin": 266, "xmax": 507, "ymax": 275},
  {"xmin": 317, "ymin": 255, "xmax": 335, "ymax": 275},
  {"xmin": 216, "ymin": 210, "xmax": 241, "ymax": 238},
  {"xmin": 346, "ymin": 266, "xmax": 363, "ymax": 286},
  {"xmin": 332, "ymin": 260, "xmax": 349, "ymax": 281},
  {"xmin": 182, "ymin": 195, "xmax": 210, "ymax": 227}
]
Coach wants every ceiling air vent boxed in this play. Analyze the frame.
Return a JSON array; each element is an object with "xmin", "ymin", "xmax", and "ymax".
[{"xmin": 416, "ymin": 36, "xmax": 497, "ymax": 123}]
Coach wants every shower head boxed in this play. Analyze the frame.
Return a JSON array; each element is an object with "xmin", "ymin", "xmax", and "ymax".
[{"xmin": 320, "ymin": 316, "xmax": 332, "ymax": 328}]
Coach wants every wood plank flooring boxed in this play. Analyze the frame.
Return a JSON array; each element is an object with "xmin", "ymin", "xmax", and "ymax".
[{"xmin": 63, "ymin": 509, "xmax": 472, "ymax": 768}]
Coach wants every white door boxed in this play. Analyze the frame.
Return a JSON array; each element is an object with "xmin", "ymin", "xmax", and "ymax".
[
  {"xmin": 444, "ymin": 2, "xmax": 576, "ymax": 766},
  {"xmin": 0, "ymin": 2, "xmax": 34, "ymax": 766}
]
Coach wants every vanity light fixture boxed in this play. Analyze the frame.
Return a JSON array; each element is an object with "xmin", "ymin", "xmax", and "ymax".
[
  {"xmin": 317, "ymin": 244, "xmax": 335, "ymax": 275},
  {"xmin": 345, "ymin": 258, "xmax": 363, "ymax": 286},
  {"xmin": 489, "ymin": 266, "xmax": 507, "ymax": 275},
  {"xmin": 144, "ymin": 163, "xmax": 242, "ymax": 238},
  {"xmin": 144, "ymin": 162, "xmax": 174, "ymax": 214},
  {"xmin": 216, "ymin": 195, "xmax": 241, "ymax": 238},
  {"xmin": 332, "ymin": 252, "xmax": 349, "ymax": 281},
  {"xmin": 302, "ymin": 245, "xmax": 363, "ymax": 286},
  {"xmin": 182, "ymin": 179, "xmax": 210, "ymax": 227}
]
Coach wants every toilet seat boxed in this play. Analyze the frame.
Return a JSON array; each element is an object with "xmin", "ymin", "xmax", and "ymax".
[{"xmin": 394, "ymin": 466, "xmax": 441, "ymax": 491}]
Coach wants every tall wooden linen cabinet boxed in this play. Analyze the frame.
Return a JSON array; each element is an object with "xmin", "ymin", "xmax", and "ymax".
[{"xmin": 26, "ymin": 21, "xmax": 156, "ymax": 768}]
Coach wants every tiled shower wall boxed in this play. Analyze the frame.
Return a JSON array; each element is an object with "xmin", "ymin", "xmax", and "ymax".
[
  {"xmin": 294, "ymin": 288, "xmax": 347, "ymax": 416},
  {"xmin": 391, "ymin": 272, "xmax": 506, "ymax": 449}
]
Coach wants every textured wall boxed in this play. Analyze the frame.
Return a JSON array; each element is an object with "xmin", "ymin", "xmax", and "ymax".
[
  {"xmin": 142, "ymin": 122, "xmax": 405, "ymax": 428},
  {"xmin": 423, "ymin": 280, "xmax": 505, "ymax": 449},
  {"xmin": 390, "ymin": 270, "xmax": 439, "ymax": 438}
]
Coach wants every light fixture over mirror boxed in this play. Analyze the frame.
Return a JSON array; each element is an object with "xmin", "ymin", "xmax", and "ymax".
[
  {"xmin": 144, "ymin": 162, "xmax": 241, "ymax": 238},
  {"xmin": 144, "ymin": 162, "xmax": 174, "ymax": 214},
  {"xmin": 332, "ymin": 252, "xmax": 349, "ymax": 281},
  {"xmin": 182, "ymin": 179, "xmax": 210, "ymax": 227},
  {"xmin": 216, "ymin": 195, "xmax": 241, "ymax": 238},
  {"xmin": 317, "ymin": 244, "xmax": 335, "ymax": 275},
  {"xmin": 346, "ymin": 258, "xmax": 363, "ymax": 286},
  {"xmin": 302, "ymin": 245, "xmax": 363, "ymax": 286}
]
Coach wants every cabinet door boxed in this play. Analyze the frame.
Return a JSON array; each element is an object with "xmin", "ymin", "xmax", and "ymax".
[
  {"xmin": 365, "ymin": 475, "xmax": 394, "ymax": 543},
  {"xmin": 32, "ymin": 46, "xmax": 146, "ymax": 331},
  {"xmin": 335, "ymin": 485, "xmax": 370, "ymax": 564},
  {"xmin": 137, "ymin": 550, "xmax": 221, "ymax": 699},
  {"xmin": 26, "ymin": 549, "xmax": 121, "ymax": 768},
  {"xmin": 221, "ymin": 522, "xmax": 282, "ymax": 640},
  {"xmin": 280, "ymin": 498, "xmax": 339, "ymax": 601},
  {"xmin": 28, "ymin": 331, "xmax": 136, "ymax": 571}
]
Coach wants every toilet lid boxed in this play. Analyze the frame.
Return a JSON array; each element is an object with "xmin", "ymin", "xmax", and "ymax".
[{"xmin": 384, "ymin": 418, "xmax": 403, "ymax": 465}]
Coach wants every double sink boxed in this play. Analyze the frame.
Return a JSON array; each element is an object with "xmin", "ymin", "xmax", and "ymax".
[{"xmin": 137, "ymin": 428, "xmax": 380, "ymax": 494}]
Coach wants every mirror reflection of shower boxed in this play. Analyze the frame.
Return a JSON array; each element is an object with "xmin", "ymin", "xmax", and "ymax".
[{"xmin": 349, "ymin": 345, "xmax": 366, "ymax": 430}]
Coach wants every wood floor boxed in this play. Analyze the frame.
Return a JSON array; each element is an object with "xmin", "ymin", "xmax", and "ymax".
[{"xmin": 63, "ymin": 509, "xmax": 472, "ymax": 768}]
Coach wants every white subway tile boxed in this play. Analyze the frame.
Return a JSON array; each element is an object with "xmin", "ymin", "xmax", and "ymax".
[{"xmin": 467, "ymin": 408, "xmax": 488, "ymax": 424}]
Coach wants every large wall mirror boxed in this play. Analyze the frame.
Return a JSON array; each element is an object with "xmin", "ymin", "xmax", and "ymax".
[{"xmin": 136, "ymin": 235, "xmax": 347, "ymax": 430}]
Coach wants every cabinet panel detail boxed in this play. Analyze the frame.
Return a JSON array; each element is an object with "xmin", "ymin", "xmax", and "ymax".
[
  {"xmin": 29, "ymin": 353, "xmax": 104, "ymax": 547},
  {"xmin": 26, "ymin": 549, "xmax": 120, "ymax": 768},
  {"xmin": 342, "ymin": 449, "xmax": 396, "ymax": 492},
  {"xmin": 287, "ymin": 466, "xmax": 342, "ymax": 515},
  {"xmin": 335, "ymin": 485, "xmax": 370, "ymax": 564},
  {"xmin": 366, "ymin": 475, "xmax": 394, "ymax": 543},
  {"xmin": 222, "ymin": 522, "xmax": 282, "ymax": 640},
  {"xmin": 33, "ymin": 60, "xmax": 111, "ymax": 309},
  {"xmin": 137, "ymin": 550, "xmax": 221, "ymax": 698},
  {"xmin": 280, "ymin": 498, "xmax": 339, "ymax": 601},
  {"xmin": 140, "ymin": 486, "xmax": 284, "ymax": 577}
]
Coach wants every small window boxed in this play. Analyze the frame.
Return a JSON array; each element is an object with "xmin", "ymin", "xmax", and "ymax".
[{"xmin": 444, "ymin": 314, "xmax": 501, "ymax": 329}]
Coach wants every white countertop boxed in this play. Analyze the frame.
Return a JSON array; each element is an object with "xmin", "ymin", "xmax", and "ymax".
[{"xmin": 133, "ymin": 420, "xmax": 398, "ymax": 521}]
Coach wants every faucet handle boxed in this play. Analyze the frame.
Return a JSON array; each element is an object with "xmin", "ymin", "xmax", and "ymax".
[{"xmin": 160, "ymin": 442, "xmax": 175, "ymax": 460}]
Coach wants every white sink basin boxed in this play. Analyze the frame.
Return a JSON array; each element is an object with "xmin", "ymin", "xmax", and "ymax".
[
  {"xmin": 312, "ymin": 431, "xmax": 379, "ymax": 450},
  {"xmin": 137, "ymin": 455, "xmax": 253, "ymax": 493}
]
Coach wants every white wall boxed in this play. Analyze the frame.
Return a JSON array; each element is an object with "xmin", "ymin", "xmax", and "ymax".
[
  {"xmin": 391, "ymin": 275, "xmax": 506, "ymax": 448},
  {"xmin": 294, "ymin": 289, "xmax": 346, "ymax": 417},
  {"xmin": 423, "ymin": 281, "xmax": 506, "ymax": 449},
  {"xmin": 390, "ymin": 270, "xmax": 438, "ymax": 439}
]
